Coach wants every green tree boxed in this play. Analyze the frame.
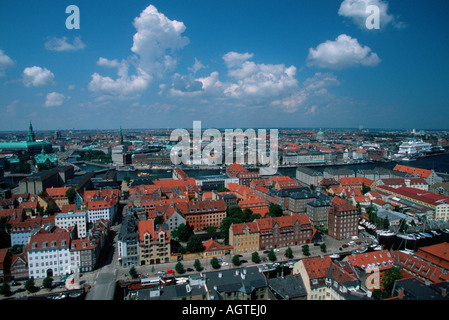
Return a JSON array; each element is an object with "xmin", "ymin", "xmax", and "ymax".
[
  {"xmin": 129, "ymin": 266, "xmax": 138, "ymax": 279},
  {"xmin": 24, "ymin": 277, "xmax": 37, "ymax": 293},
  {"xmin": 210, "ymin": 257, "xmax": 221, "ymax": 269},
  {"xmin": 302, "ymin": 245, "xmax": 310, "ymax": 256},
  {"xmin": 381, "ymin": 267, "xmax": 402, "ymax": 297},
  {"xmin": 65, "ymin": 187, "xmax": 76, "ymax": 204},
  {"xmin": 251, "ymin": 252, "xmax": 261, "ymax": 264},
  {"xmin": 285, "ymin": 247, "xmax": 293, "ymax": 259},
  {"xmin": 232, "ymin": 255, "xmax": 241, "ymax": 266},
  {"xmin": 154, "ymin": 215, "xmax": 164, "ymax": 226},
  {"xmin": 124, "ymin": 176, "xmax": 131, "ymax": 187},
  {"xmin": 172, "ymin": 223, "xmax": 192, "ymax": 242},
  {"xmin": 0, "ymin": 282, "xmax": 11, "ymax": 297},
  {"xmin": 193, "ymin": 259, "xmax": 202, "ymax": 272},
  {"xmin": 267, "ymin": 249, "xmax": 277, "ymax": 262},
  {"xmin": 175, "ymin": 261, "xmax": 185, "ymax": 274},
  {"xmin": 320, "ymin": 243, "xmax": 327, "ymax": 253},
  {"xmin": 268, "ymin": 204, "xmax": 283, "ymax": 217},
  {"xmin": 43, "ymin": 276, "xmax": 53, "ymax": 290},
  {"xmin": 186, "ymin": 235, "xmax": 204, "ymax": 253}
]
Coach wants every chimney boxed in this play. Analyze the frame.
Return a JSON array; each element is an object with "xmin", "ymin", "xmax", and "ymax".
[
  {"xmin": 398, "ymin": 288, "xmax": 404, "ymax": 299},
  {"xmin": 441, "ymin": 287, "xmax": 447, "ymax": 297}
]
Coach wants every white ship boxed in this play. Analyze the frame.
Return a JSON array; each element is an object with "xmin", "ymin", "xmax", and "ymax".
[{"xmin": 397, "ymin": 138, "xmax": 432, "ymax": 156}]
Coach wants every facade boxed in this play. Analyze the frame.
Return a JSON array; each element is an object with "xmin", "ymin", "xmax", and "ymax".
[
  {"xmin": 87, "ymin": 198, "xmax": 114, "ymax": 224},
  {"xmin": 118, "ymin": 214, "xmax": 139, "ymax": 267},
  {"xmin": 181, "ymin": 199, "xmax": 227, "ymax": 231},
  {"xmin": 55, "ymin": 210, "xmax": 88, "ymax": 239},
  {"xmin": 230, "ymin": 221, "xmax": 260, "ymax": 254},
  {"xmin": 27, "ymin": 229, "xmax": 72, "ymax": 279},
  {"xmin": 229, "ymin": 214, "xmax": 313, "ymax": 253},
  {"xmin": 138, "ymin": 220, "xmax": 171, "ymax": 265},
  {"xmin": 328, "ymin": 198, "xmax": 359, "ymax": 240},
  {"xmin": 10, "ymin": 215, "xmax": 55, "ymax": 247},
  {"xmin": 306, "ymin": 198, "xmax": 332, "ymax": 227},
  {"xmin": 296, "ymin": 166, "xmax": 323, "ymax": 187}
]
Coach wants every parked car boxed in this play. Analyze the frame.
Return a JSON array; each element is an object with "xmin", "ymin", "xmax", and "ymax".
[{"xmin": 166, "ymin": 269, "xmax": 175, "ymax": 274}]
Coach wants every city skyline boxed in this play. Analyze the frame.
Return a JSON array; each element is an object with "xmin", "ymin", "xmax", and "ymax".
[{"xmin": 1, "ymin": 0, "xmax": 448, "ymax": 131}]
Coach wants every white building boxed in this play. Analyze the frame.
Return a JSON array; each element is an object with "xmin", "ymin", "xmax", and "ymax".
[
  {"xmin": 27, "ymin": 230, "xmax": 72, "ymax": 279},
  {"xmin": 55, "ymin": 210, "xmax": 88, "ymax": 238},
  {"xmin": 87, "ymin": 199, "xmax": 114, "ymax": 224}
]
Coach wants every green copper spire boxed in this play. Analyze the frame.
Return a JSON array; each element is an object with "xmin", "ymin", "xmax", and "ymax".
[
  {"xmin": 28, "ymin": 121, "xmax": 35, "ymax": 142},
  {"xmin": 119, "ymin": 124, "xmax": 123, "ymax": 144}
]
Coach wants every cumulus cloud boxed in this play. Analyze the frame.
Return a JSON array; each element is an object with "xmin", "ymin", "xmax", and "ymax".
[
  {"xmin": 131, "ymin": 4, "xmax": 189, "ymax": 77},
  {"xmin": 23, "ymin": 66, "xmax": 55, "ymax": 87},
  {"xmin": 0, "ymin": 50, "xmax": 15, "ymax": 76},
  {"xmin": 44, "ymin": 36, "xmax": 86, "ymax": 51},
  {"xmin": 271, "ymin": 73, "xmax": 341, "ymax": 113},
  {"xmin": 88, "ymin": 59, "xmax": 151, "ymax": 101},
  {"xmin": 45, "ymin": 92, "xmax": 65, "ymax": 107},
  {"xmin": 307, "ymin": 34, "xmax": 381, "ymax": 70},
  {"xmin": 338, "ymin": 0, "xmax": 405, "ymax": 29},
  {"xmin": 89, "ymin": 4, "xmax": 189, "ymax": 100}
]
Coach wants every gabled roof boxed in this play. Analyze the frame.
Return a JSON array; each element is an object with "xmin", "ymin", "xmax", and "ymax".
[{"xmin": 393, "ymin": 164, "xmax": 433, "ymax": 178}]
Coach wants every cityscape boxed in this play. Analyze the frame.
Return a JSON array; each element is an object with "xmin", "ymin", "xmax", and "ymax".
[{"xmin": 0, "ymin": 0, "xmax": 449, "ymax": 314}]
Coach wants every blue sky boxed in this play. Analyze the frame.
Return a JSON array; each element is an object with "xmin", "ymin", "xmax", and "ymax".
[{"xmin": 1, "ymin": 0, "xmax": 448, "ymax": 131}]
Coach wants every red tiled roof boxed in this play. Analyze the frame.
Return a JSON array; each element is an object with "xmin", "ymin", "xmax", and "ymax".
[{"xmin": 393, "ymin": 164, "xmax": 433, "ymax": 178}]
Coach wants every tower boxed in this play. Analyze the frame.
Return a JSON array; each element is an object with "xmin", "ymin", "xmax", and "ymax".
[
  {"xmin": 28, "ymin": 121, "xmax": 35, "ymax": 142},
  {"xmin": 119, "ymin": 125, "xmax": 124, "ymax": 144}
]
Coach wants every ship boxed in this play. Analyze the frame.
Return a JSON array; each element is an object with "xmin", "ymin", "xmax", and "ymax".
[{"xmin": 397, "ymin": 138, "xmax": 432, "ymax": 157}]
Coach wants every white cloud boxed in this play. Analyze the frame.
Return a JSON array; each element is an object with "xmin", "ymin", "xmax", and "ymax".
[
  {"xmin": 222, "ymin": 52, "xmax": 254, "ymax": 68},
  {"xmin": 0, "ymin": 49, "xmax": 15, "ymax": 76},
  {"xmin": 23, "ymin": 66, "xmax": 55, "ymax": 87},
  {"xmin": 188, "ymin": 58, "xmax": 207, "ymax": 74},
  {"xmin": 45, "ymin": 92, "xmax": 65, "ymax": 107},
  {"xmin": 131, "ymin": 4, "xmax": 189, "ymax": 77},
  {"xmin": 338, "ymin": 0, "xmax": 405, "ymax": 29},
  {"xmin": 307, "ymin": 34, "xmax": 381, "ymax": 70},
  {"xmin": 44, "ymin": 36, "xmax": 86, "ymax": 51},
  {"xmin": 89, "ymin": 4, "xmax": 189, "ymax": 100},
  {"xmin": 271, "ymin": 73, "xmax": 341, "ymax": 113},
  {"xmin": 88, "ymin": 59, "xmax": 151, "ymax": 100}
]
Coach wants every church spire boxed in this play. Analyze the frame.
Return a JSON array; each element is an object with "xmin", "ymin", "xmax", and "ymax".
[
  {"xmin": 119, "ymin": 124, "xmax": 123, "ymax": 144},
  {"xmin": 28, "ymin": 121, "xmax": 35, "ymax": 142}
]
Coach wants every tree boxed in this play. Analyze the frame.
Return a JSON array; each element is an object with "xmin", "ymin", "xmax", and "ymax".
[
  {"xmin": 252, "ymin": 252, "xmax": 261, "ymax": 264},
  {"xmin": 302, "ymin": 245, "xmax": 310, "ymax": 256},
  {"xmin": 24, "ymin": 277, "xmax": 37, "ymax": 293},
  {"xmin": 0, "ymin": 282, "xmax": 11, "ymax": 297},
  {"xmin": 129, "ymin": 266, "xmax": 138, "ymax": 279},
  {"xmin": 320, "ymin": 243, "xmax": 327, "ymax": 253},
  {"xmin": 65, "ymin": 187, "xmax": 76, "ymax": 204},
  {"xmin": 172, "ymin": 223, "xmax": 192, "ymax": 242},
  {"xmin": 175, "ymin": 261, "xmax": 185, "ymax": 274},
  {"xmin": 124, "ymin": 176, "xmax": 131, "ymax": 187},
  {"xmin": 232, "ymin": 255, "xmax": 241, "ymax": 266},
  {"xmin": 267, "ymin": 249, "xmax": 277, "ymax": 262},
  {"xmin": 193, "ymin": 259, "xmax": 202, "ymax": 272},
  {"xmin": 285, "ymin": 247, "xmax": 293, "ymax": 259},
  {"xmin": 381, "ymin": 267, "xmax": 402, "ymax": 297},
  {"xmin": 43, "ymin": 276, "xmax": 53, "ymax": 290},
  {"xmin": 210, "ymin": 257, "xmax": 221, "ymax": 269},
  {"xmin": 154, "ymin": 215, "xmax": 164, "ymax": 226},
  {"xmin": 186, "ymin": 235, "xmax": 204, "ymax": 253},
  {"xmin": 267, "ymin": 204, "xmax": 283, "ymax": 217}
]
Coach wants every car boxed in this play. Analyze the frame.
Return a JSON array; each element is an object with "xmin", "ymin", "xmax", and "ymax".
[
  {"xmin": 166, "ymin": 269, "xmax": 175, "ymax": 274},
  {"xmin": 186, "ymin": 268, "xmax": 194, "ymax": 272},
  {"xmin": 221, "ymin": 262, "xmax": 229, "ymax": 266},
  {"xmin": 273, "ymin": 249, "xmax": 280, "ymax": 252},
  {"xmin": 356, "ymin": 241, "xmax": 362, "ymax": 245},
  {"xmin": 157, "ymin": 270, "xmax": 166, "ymax": 275},
  {"xmin": 342, "ymin": 244, "xmax": 349, "ymax": 248}
]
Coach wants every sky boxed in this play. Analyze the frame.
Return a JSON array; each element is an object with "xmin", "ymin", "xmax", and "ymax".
[{"xmin": 0, "ymin": 0, "xmax": 448, "ymax": 132}]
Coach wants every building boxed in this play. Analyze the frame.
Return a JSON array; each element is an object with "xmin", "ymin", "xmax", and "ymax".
[
  {"xmin": 200, "ymin": 239, "xmax": 232, "ymax": 259},
  {"xmin": 55, "ymin": 210, "xmax": 88, "ymax": 239},
  {"xmin": 0, "ymin": 122, "xmax": 53, "ymax": 157},
  {"xmin": 180, "ymin": 199, "xmax": 227, "ymax": 231},
  {"xmin": 19, "ymin": 166, "xmax": 75, "ymax": 194},
  {"xmin": 138, "ymin": 220, "xmax": 171, "ymax": 265},
  {"xmin": 296, "ymin": 166, "xmax": 323, "ymax": 187},
  {"xmin": 306, "ymin": 197, "xmax": 332, "ymax": 227},
  {"xmin": 118, "ymin": 214, "xmax": 139, "ymax": 267},
  {"xmin": 27, "ymin": 229, "xmax": 72, "ymax": 279},
  {"xmin": 393, "ymin": 164, "xmax": 443, "ymax": 185},
  {"xmin": 267, "ymin": 274, "xmax": 307, "ymax": 300},
  {"xmin": 293, "ymin": 255, "xmax": 366, "ymax": 300},
  {"xmin": 10, "ymin": 215, "xmax": 55, "ymax": 247},
  {"xmin": 204, "ymin": 266, "xmax": 269, "ymax": 300},
  {"xmin": 46, "ymin": 186, "xmax": 83, "ymax": 210},
  {"xmin": 229, "ymin": 214, "xmax": 313, "ymax": 253},
  {"xmin": 328, "ymin": 198, "xmax": 359, "ymax": 240},
  {"xmin": 229, "ymin": 221, "xmax": 259, "ymax": 254}
]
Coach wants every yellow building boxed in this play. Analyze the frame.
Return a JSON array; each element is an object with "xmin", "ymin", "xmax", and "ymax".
[{"xmin": 229, "ymin": 221, "xmax": 259, "ymax": 254}]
